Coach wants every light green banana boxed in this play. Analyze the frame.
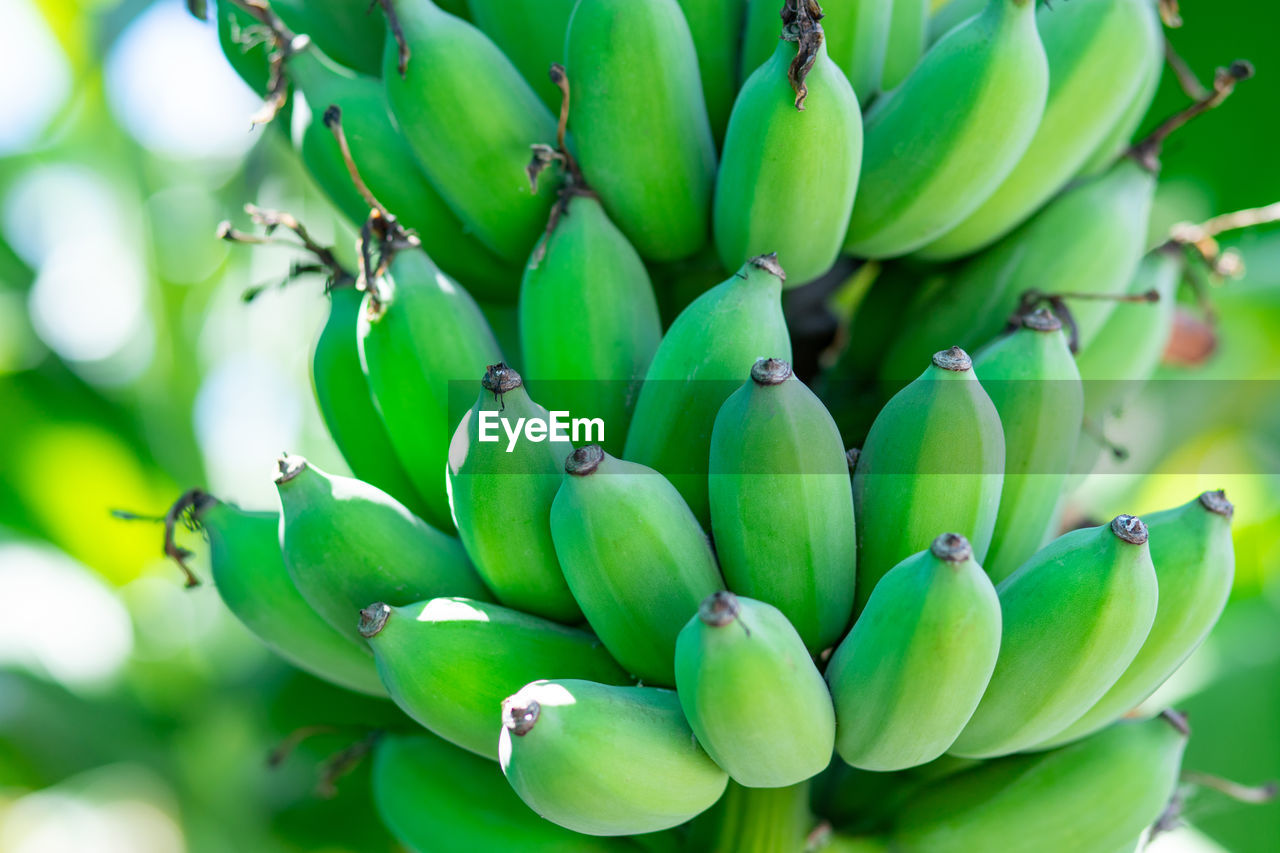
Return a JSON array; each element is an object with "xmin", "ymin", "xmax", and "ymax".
[
  {"xmin": 275, "ymin": 455, "xmax": 489, "ymax": 646},
  {"xmin": 358, "ymin": 248, "xmax": 503, "ymax": 531},
  {"xmin": 881, "ymin": 0, "xmax": 930, "ymax": 91},
  {"xmin": 925, "ymin": 0, "xmax": 983, "ymax": 44},
  {"xmin": 687, "ymin": 780, "xmax": 818, "ymax": 853},
  {"xmin": 843, "ymin": 0, "xmax": 1048, "ymax": 259},
  {"xmin": 624, "ymin": 254, "xmax": 792, "ymax": 526},
  {"xmin": 272, "ymin": 0, "xmax": 386, "ymax": 78},
  {"xmin": 565, "ymin": 0, "xmax": 717, "ymax": 262},
  {"xmin": 971, "ymin": 309, "xmax": 1084, "ymax": 583},
  {"xmin": 851, "ymin": 347, "xmax": 1005, "ymax": 612},
  {"xmin": 674, "ymin": 592, "xmax": 836, "ymax": 787},
  {"xmin": 1077, "ymin": 17, "xmax": 1164, "ymax": 177},
  {"xmin": 1041, "ymin": 491, "xmax": 1235, "ymax": 748},
  {"xmin": 500, "ymin": 679, "xmax": 729, "ymax": 835},
  {"xmin": 827, "ymin": 533, "xmax": 1001, "ymax": 771},
  {"xmin": 708, "ymin": 358, "xmax": 856, "ymax": 653},
  {"xmin": 950, "ymin": 515, "xmax": 1159, "ymax": 758},
  {"xmin": 714, "ymin": 4, "xmax": 863, "ymax": 286},
  {"xmin": 915, "ymin": 0, "xmax": 1162, "ymax": 261},
  {"xmin": 549, "ymin": 446, "xmax": 724, "ymax": 685},
  {"xmin": 677, "ymin": 0, "xmax": 747, "ymax": 145},
  {"xmin": 382, "ymin": 0, "xmax": 558, "ymax": 266},
  {"xmin": 359, "ymin": 597, "xmax": 629, "ymax": 759},
  {"xmin": 518, "ymin": 192, "xmax": 663, "ymax": 456},
  {"xmin": 894, "ymin": 714, "xmax": 1187, "ymax": 852},
  {"xmin": 466, "ymin": 0, "xmax": 577, "ymax": 114}
]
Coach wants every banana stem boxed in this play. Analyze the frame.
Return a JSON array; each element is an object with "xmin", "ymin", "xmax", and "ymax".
[
  {"xmin": 1130, "ymin": 59, "xmax": 1253, "ymax": 171},
  {"xmin": 706, "ymin": 781, "xmax": 815, "ymax": 853},
  {"xmin": 228, "ymin": 0, "xmax": 298, "ymax": 125},
  {"xmin": 1181, "ymin": 771, "xmax": 1279, "ymax": 804},
  {"xmin": 217, "ymin": 205, "xmax": 357, "ymax": 299},
  {"xmin": 1164, "ymin": 37, "xmax": 1208, "ymax": 100},
  {"xmin": 111, "ymin": 490, "xmax": 213, "ymax": 588},
  {"xmin": 781, "ymin": 0, "xmax": 825, "ymax": 110},
  {"xmin": 374, "ymin": 0, "xmax": 411, "ymax": 77}
]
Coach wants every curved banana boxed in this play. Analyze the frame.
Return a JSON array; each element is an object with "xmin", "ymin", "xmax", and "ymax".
[
  {"xmin": 624, "ymin": 254, "xmax": 792, "ymax": 526},
  {"xmin": 950, "ymin": 515, "xmax": 1159, "ymax": 758},
  {"xmin": 382, "ymin": 0, "xmax": 558, "ymax": 265},
  {"xmin": 359, "ymin": 597, "xmax": 629, "ymax": 759},
  {"xmin": 915, "ymin": 0, "xmax": 1162, "ymax": 261},
  {"xmin": 851, "ymin": 347, "xmax": 1005, "ymax": 612},
  {"xmin": 549, "ymin": 445, "xmax": 724, "ymax": 685},
  {"xmin": 565, "ymin": 0, "xmax": 717, "ymax": 262},
  {"xmin": 843, "ymin": 0, "xmax": 1047, "ymax": 259},
  {"xmin": 466, "ymin": 0, "xmax": 577, "ymax": 114},
  {"xmin": 358, "ymin": 249, "xmax": 503, "ymax": 531},
  {"xmin": 677, "ymin": 0, "xmax": 747, "ymax": 145},
  {"xmin": 518, "ymin": 192, "xmax": 663, "ymax": 456},
  {"xmin": 500, "ymin": 679, "xmax": 729, "ymax": 835},
  {"xmin": 272, "ymin": 0, "xmax": 386, "ymax": 77},
  {"xmin": 1077, "ymin": 19, "xmax": 1164, "ymax": 177},
  {"xmin": 708, "ymin": 358, "xmax": 857, "ymax": 653},
  {"xmin": 881, "ymin": 0, "xmax": 930, "ymax": 92},
  {"xmin": 925, "ymin": 0, "xmax": 984, "ymax": 45},
  {"xmin": 674, "ymin": 592, "xmax": 836, "ymax": 787},
  {"xmin": 275, "ymin": 455, "xmax": 489, "ymax": 646},
  {"xmin": 446, "ymin": 363, "xmax": 581, "ymax": 622},
  {"xmin": 971, "ymin": 309, "xmax": 1083, "ymax": 583},
  {"xmin": 714, "ymin": 3, "xmax": 863, "ymax": 285}
]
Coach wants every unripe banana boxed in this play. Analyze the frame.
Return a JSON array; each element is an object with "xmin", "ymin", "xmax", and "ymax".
[
  {"xmin": 827, "ymin": 533, "xmax": 1000, "ymax": 771},
  {"xmin": 674, "ymin": 592, "xmax": 836, "ymax": 787},
  {"xmin": 518, "ymin": 192, "xmax": 663, "ymax": 456},
  {"xmin": 446, "ymin": 363, "xmax": 581, "ymax": 622},
  {"xmin": 466, "ymin": 0, "xmax": 578, "ymax": 114},
  {"xmin": 881, "ymin": 0, "xmax": 930, "ymax": 91},
  {"xmin": 565, "ymin": 0, "xmax": 717, "ymax": 262},
  {"xmin": 275, "ymin": 455, "xmax": 489, "ymax": 646},
  {"xmin": 358, "ymin": 249, "xmax": 503, "ymax": 531},
  {"xmin": 382, "ymin": 0, "xmax": 558, "ymax": 266},
  {"xmin": 714, "ymin": 7, "xmax": 863, "ymax": 286},
  {"xmin": 549, "ymin": 446, "xmax": 724, "ymax": 685},
  {"xmin": 925, "ymin": 0, "xmax": 984, "ymax": 45},
  {"xmin": 271, "ymin": 0, "xmax": 386, "ymax": 77},
  {"xmin": 915, "ymin": 0, "xmax": 1162, "ymax": 261},
  {"xmin": 971, "ymin": 309, "xmax": 1084, "ymax": 583},
  {"xmin": 708, "ymin": 358, "xmax": 856, "ymax": 653},
  {"xmin": 1078, "ymin": 20, "xmax": 1164, "ymax": 177},
  {"xmin": 950, "ymin": 515, "xmax": 1159, "ymax": 758},
  {"xmin": 1041, "ymin": 491, "xmax": 1235, "ymax": 748},
  {"xmin": 894, "ymin": 714, "xmax": 1187, "ymax": 853},
  {"xmin": 500, "ymin": 679, "xmax": 729, "ymax": 835},
  {"xmin": 359, "ymin": 598, "xmax": 629, "ymax": 759},
  {"xmin": 852, "ymin": 347, "xmax": 1004, "ymax": 612},
  {"xmin": 677, "ymin": 0, "xmax": 748, "ymax": 145},
  {"xmin": 624, "ymin": 254, "xmax": 792, "ymax": 526}
]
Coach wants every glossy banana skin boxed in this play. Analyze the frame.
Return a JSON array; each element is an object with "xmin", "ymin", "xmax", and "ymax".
[
  {"xmin": 851, "ymin": 348, "xmax": 1005, "ymax": 612},
  {"xmin": 466, "ymin": 0, "xmax": 578, "ymax": 114},
  {"xmin": 916, "ymin": 0, "xmax": 1161, "ymax": 261},
  {"xmin": 674, "ymin": 593, "xmax": 836, "ymax": 787},
  {"xmin": 714, "ymin": 38, "xmax": 862, "ymax": 286},
  {"xmin": 1078, "ymin": 10, "xmax": 1164, "ymax": 177},
  {"xmin": 828, "ymin": 534, "xmax": 1001, "ymax": 771},
  {"xmin": 624, "ymin": 255, "xmax": 792, "ymax": 526},
  {"xmin": 893, "ymin": 715, "xmax": 1187, "ymax": 853},
  {"xmin": 518, "ymin": 193, "xmax": 662, "ymax": 456},
  {"xmin": 971, "ymin": 313, "xmax": 1084, "ymax": 583},
  {"xmin": 843, "ymin": 0, "xmax": 1047, "ymax": 259},
  {"xmin": 383, "ymin": 0, "xmax": 559, "ymax": 266},
  {"xmin": 881, "ymin": 0, "xmax": 930, "ymax": 92},
  {"xmin": 272, "ymin": 0, "xmax": 386, "ymax": 78},
  {"xmin": 499, "ymin": 679, "xmax": 729, "ymax": 835},
  {"xmin": 275, "ymin": 456, "xmax": 490, "ymax": 647},
  {"xmin": 926, "ymin": 0, "xmax": 984, "ymax": 45},
  {"xmin": 708, "ymin": 360, "xmax": 857, "ymax": 653},
  {"xmin": 197, "ymin": 497, "xmax": 385, "ymax": 696},
  {"xmin": 677, "ymin": 0, "xmax": 747, "ymax": 145},
  {"xmin": 549, "ymin": 447, "xmax": 724, "ymax": 685},
  {"xmin": 565, "ymin": 0, "xmax": 717, "ymax": 262},
  {"xmin": 360, "ymin": 598, "xmax": 629, "ymax": 760},
  {"xmin": 951, "ymin": 516, "xmax": 1159, "ymax": 758},
  {"xmin": 358, "ymin": 250, "xmax": 503, "ymax": 531}
]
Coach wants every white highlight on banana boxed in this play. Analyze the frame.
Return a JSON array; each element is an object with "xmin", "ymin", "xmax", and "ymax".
[{"xmin": 477, "ymin": 411, "xmax": 604, "ymax": 452}]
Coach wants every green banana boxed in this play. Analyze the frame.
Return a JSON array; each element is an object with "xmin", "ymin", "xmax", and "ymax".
[
  {"xmin": 624, "ymin": 254, "xmax": 792, "ymax": 526},
  {"xmin": 382, "ymin": 0, "xmax": 559, "ymax": 266},
  {"xmin": 358, "ymin": 248, "xmax": 503, "ymax": 531},
  {"xmin": 707, "ymin": 358, "xmax": 857, "ymax": 653},
  {"xmin": 549, "ymin": 445, "xmax": 724, "ymax": 685},
  {"xmin": 445, "ymin": 363, "xmax": 581, "ymax": 622},
  {"xmin": 881, "ymin": 0, "xmax": 930, "ymax": 91},
  {"xmin": 271, "ymin": 0, "xmax": 386, "ymax": 78},
  {"xmin": 714, "ymin": 4, "xmax": 863, "ymax": 286},
  {"xmin": 674, "ymin": 592, "xmax": 836, "ymax": 787},
  {"xmin": 894, "ymin": 714, "xmax": 1187, "ymax": 852},
  {"xmin": 1077, "ymin": 18, "xmax": 1164, "ymax": 177},
  {"xmin": 1041, "ymin": 491, "xmax": 1235, "ymax": 748},
  {"xmin": 275, "ymin": 455, "xmax": 489, "ymax": 646},
  {"xmin": 518, "ymin": 192, "xmax": 663, "ymax": 456},
  {"xmin": 564, "ymin": 0, "xmax": 717, "ymax": 262},
  {"xmin": 970, "ymin": 309, "xmax": 1084, "ymax": 583},
  {"xmin": 676, "ymin": 0, "xmax": 748, "ymax": 145},
  {"xmin": 925, "ymin": 0, "xmax": 984, "ymax": 45},
  {"xmin": 688, "ymin": 780, "xmax": 818, "ymax": 853},
  {"xmin": 827, "ymin": 533, "xmax": 1000, "ymax": 771},
  {"xmin": 851, "ymin": 347, "xmax": 1005, "ymax": 612},
  {"xmin": 950, "ymin": 515, "xmax": 1159, "ymax": 758},
  {"xmin": 216, "ymin": 0, "xmax": 274, "ymax": 98},
  {"xmin": 914, "ymin": 0, "xmax": 1162, "ymax": 261},
  {"xmin": 466, "ymin": 0, "xmax": 576, "ymax": 114},
  {"xmin": 500, "ymin": 679, "xmax": 729, "ymax": 835},
  {"xmin": 843, "ymin": 0, "xmax": 1048, "ymax": 259},
  {"xmin": 359, "ymin": 597, "xmax": 629, "ymax": 759}
]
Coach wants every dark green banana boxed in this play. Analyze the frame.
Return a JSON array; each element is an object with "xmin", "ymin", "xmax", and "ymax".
[
  {"xmin": 677, "ymin": 0, "xmax": 748, "ymax": 145},
  {"xmin": 466, "ymin": 0, "xmax": 577, "ymax": 114},
  {"xmin": 272, "ymin": 0, "xmax": 386, "ymax": 77}
]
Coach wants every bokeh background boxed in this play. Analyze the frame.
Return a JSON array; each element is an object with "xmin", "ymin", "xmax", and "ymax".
[{"xmin": 0, "ymin": 1, "xmax": 1277, "ymax": 851}]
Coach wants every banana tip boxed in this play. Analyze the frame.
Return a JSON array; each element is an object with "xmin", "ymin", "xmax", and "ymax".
[
  {"xmin": 502, "ymin": 697, "xmax": 541, "ymax": 736},
  {"xmin": 845, "ymin": 447, "xmax": 861, "ymax": 474},
  {"xmin": 932, "ymin": 346, "xmax": 972, "ymax": 372},
  {"xmin": 275, "ymin": 454, "xmax": 308, "ymax": 485},
  {"xmin": 1019, "ymin": 308, "xmax": 1062, "ymax": 333},
  {"xmin": 1160, "ymin": 709, "xmax": 1191, "ymax": 737},
  {"xmin": 358, "ymin": 603, "xmax": 391, "ymax": 638},
  {"xmin": 750, "ymin": 358, "xmax": 793, "ymax": 386},
  {"xmin": 698, "ymin": 590, "xmax": 741, "ymax": 627},
  {"xmin": 565, "ymin": 445, "xmax": 604, "ymax": 476},
  {"xmin": 482, "ymin": 362, "xmax": 523, "ymax": 394},
  {"xmin": 930, "ymin": 533, "xmax": 973, "ymax": 564},
  {"xmin": 1199, "ymin": 490, "xmax": 1234, "ymax": 520},
  {"xmin": 748, "ymin": 253, "xmax": 786, "ymax": 282},
  {"xmin": 1110, "ymin": 514, "xmax": 1149, "ymax": 545}
]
